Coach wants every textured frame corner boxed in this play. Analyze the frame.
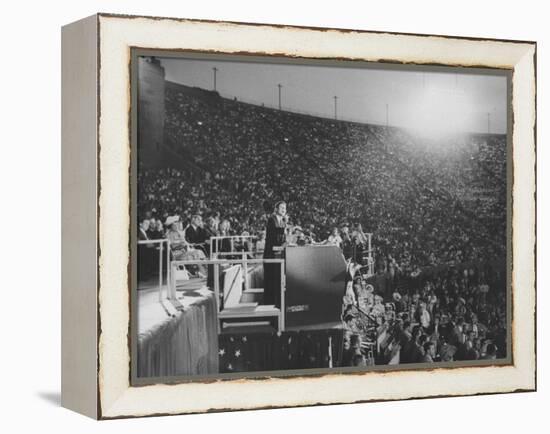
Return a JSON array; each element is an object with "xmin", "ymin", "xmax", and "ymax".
[{"xmin": 62, "ymin": 13, "xmax": 536, "ymax": 420}]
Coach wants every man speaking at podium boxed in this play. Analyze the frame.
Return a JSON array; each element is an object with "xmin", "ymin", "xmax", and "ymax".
[{"xmin": 263, "ymin": 201, "xmax": 288, "ymax": 308}]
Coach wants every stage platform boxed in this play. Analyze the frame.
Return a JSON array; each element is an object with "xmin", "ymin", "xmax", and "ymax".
[{"xmin": 136, "ymin": 265, "xmax": 348, "ymax": 377}]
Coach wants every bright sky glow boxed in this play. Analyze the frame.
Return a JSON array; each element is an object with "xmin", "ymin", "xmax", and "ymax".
[{"xmin": 159, "ymin": 56, "xmax": 507, "ymax": 136}]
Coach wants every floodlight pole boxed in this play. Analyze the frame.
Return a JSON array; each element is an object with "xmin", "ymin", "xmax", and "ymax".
[
  {"xmin": 386, "ymin": 103, "xmax": 389, "ymax": 127},
  {"xmin": 487, "ymin": 112, "xmax": 491, "ymax": 134},
  {"xmin": 212, "ymin": 67, "xmax": 218, "ymax": 91},
  {"xmin": 277, "ymin": 83, "xmax": 282, "ymax": 110},
  {"xmin": 334, "ymin": 96, "xmax": 338, "ymax": 120}
]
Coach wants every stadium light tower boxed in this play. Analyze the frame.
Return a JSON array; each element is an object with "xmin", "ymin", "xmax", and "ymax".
[
  {"xmin": 334, "ymin": 96, "xmax": 338, "ymax": 120},
  {"xmin": 277, "ymin": 83, "xmax": 282, "ymax": 110},
  {"xmin": 487, "ymin": 112, "xmax": 491, "ymax": 134},
  {"xmin": 212, "ymin": 67, "xmax": 218, "ymax": 91}
]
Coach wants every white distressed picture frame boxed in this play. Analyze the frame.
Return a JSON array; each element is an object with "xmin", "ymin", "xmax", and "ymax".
[{"xmin": 61, "ymin": 13, "xmax": 536, "ymax": 419}]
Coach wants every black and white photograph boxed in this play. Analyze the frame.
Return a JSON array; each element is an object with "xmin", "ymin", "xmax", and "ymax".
[{"xmin": 133, "ymin": 53, "xmax": 510, "ymax": 381}]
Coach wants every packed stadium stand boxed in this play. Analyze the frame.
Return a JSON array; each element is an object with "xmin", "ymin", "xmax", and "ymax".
[
  {"xmin": 138, "ymin": 80, "xmax": 508, "ymax": 364},
  {"xmin": 140, "ymin": 81, "xmax": 506, "ymax": 269}
]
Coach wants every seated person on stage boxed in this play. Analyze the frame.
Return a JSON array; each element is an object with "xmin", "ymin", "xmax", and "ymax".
[
  {"xmin": 238, "ymin": 229, "xmax": 255, "ymax": 256},
  {"xmin": 138, "ymin": 216, "xmax": 156, "ymax": 280},
  {"xmin": 165, "ymin": 215, "xmax": 207, "ymax": 277},
  {"xmin": 325, "ymin": 227, "xmax": 343, "ymax": 248},
  {"xmin": 351, "ymin": 223, "xmax": 369, "ymax": 263},
  {"xmin": 287, "ymin": 225, "xmax": 304, "ymax": 246},
  {"xmin": 203, "ymin": 216, "xmax": 219, "ymax": 241},
  {"xmin": 289, "ymin": 224, "xmax": 321, "ymax": 246},
  {"xmin": 255, "ymin": 230, "xmax": 266, "ymax": 256},
  {"xmin": 147, "ymin": 217, "xmax": 164, "ymax": 240},
  {"xmin": 214, "ymin": 219, "xmax": 241, "ymax": 259},
  {"xmin": 341, "ymin": 225, "xmax": 354, "ymax": 259},
  {"xmin": 202, "ymin": 215, "xmax": 220, "ymax": 287},
  {"xmin": 218, "ymin": 219, "xmax": 233, "ymax": 254},
  {"xmin": 184, "ymin": 214, "xmax": 210, "ymax": 255},
  {"xmin": 304, "ymin": 224, "xmax": 317, "ymax": 243},
  {"xmin": 295, "ymin": 229, "xmax": 308, "ymax": 246}
]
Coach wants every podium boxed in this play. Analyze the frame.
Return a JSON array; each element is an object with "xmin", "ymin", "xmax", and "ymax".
[{"xmin": 284, "ymin": 245, "xmax": 347, "ymax": 328}]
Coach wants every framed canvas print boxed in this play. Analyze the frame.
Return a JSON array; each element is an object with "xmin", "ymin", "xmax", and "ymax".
[{"xmin": 61, "ymin": 13, "xmax": 536, "ymax": 419}]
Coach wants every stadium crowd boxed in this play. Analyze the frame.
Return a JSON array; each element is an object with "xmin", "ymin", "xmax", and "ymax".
[
  {"xmin": 138, "ymin": 82, "xmax": 508, "ymax": 364},
  {"xmin": 341, "ymin": 256, "xmax": 506, "ymax": 365}
]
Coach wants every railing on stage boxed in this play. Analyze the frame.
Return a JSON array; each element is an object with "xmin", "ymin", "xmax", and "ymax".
[
  {"xmin": 209, "ymin": 235, "xmax": 261, "ymax": 258},
  {"xmin": 140, "ymin": 233, "xmax": 373, "ymax": 334},
  {"xmin": 169, "ymin": 257, "xmax": 285, "ymax": 333},
  {"xmin": 137, "ymin": 238, "xmax": 171, "ymax": 302},
  {"xmin": 209, "ymin": 235, "xmax": 262, "ymax": 294}
]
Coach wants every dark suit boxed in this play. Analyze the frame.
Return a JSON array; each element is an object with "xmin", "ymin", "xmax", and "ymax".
[
  {"xmin": 185, "ymin": 225, "xmax": 209, "ymax": 255},
  {"xmin": 138, "ymin": 227, "xmax": 149, "ymax": 242},
  {"xmin": 138, "ymin": 228, "xmax": 153, "ymax": 280},
  {"xmin": 264, "ymin": 214, "xmax": 286, "ymax": 258},
  {"xmin": 203, "ymin": 227, "xmax": 218, "ymax": 288},
  {"xmin": 263, "ymin": 214, "xmax": 286, "ymax": 307}
]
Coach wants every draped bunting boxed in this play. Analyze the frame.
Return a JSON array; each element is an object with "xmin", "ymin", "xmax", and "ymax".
[{"xmin": 137, "ymin": 289, "xmax": 218, "ymax": 378}]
